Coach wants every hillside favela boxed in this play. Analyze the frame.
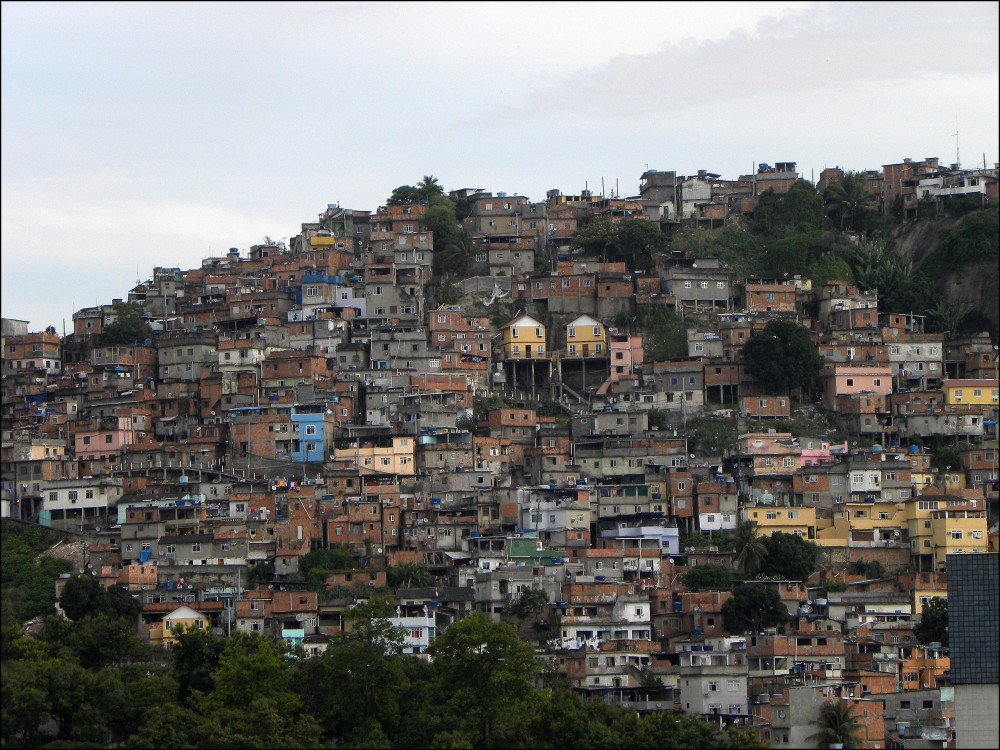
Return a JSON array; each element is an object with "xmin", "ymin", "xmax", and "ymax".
[{"xmin": 2, "ymin": 160, "xmax": 999, "ymax": 750}]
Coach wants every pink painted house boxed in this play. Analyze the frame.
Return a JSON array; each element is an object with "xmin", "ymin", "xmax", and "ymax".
[{"xmin": 819, "ymin": 365, "xmax": 893, "ymax": 410}]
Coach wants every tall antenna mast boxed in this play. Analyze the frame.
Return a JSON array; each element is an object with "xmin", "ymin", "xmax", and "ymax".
[{"xmin": 953, "ymin": 113, "xmax": 960, "ymax": 167}]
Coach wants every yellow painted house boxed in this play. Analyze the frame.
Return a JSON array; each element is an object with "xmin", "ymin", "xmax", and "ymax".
[
  {"xmin": 742, "ymin": 505, "xmax": 817, "ymax": 540},
  {"xmin": 498, "ymin": 313, "xmax": 547, "ymax": 360},
  {"xmin": 816, "ymin": 501, "xmax": 907, "ymax": 548},
  {"xmin": 904, "ymin": 493, "xmax": 988, "ymax": 571},
  {"xmin": 941, "ymin": 378, "xmax": 999, "ymax": 406},
  {"xmin": 333, "ymin": 436, "xmax": 416, "ymax": 476},
  {"xmin": 150, "ymin": 604, "xmax": 210, "ymax": 647},
  {"xmin": 565, "ymin": 315, "xmax": 606, "ymax": 358}
]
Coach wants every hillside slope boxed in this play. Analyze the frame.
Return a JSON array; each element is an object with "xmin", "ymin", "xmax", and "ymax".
[{"xmin": 890, "ymin": 211, "xmax": 999, "ymax": 339}]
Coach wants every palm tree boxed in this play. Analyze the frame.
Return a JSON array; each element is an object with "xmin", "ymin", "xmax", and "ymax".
[
  {"xmin": 733, "ymin": 519, "xmax": 767, "ymax": 578},
  {"xmin": 387, "ymin": 562, "xmax": 430, "ymax": 589},
  {"xmin": 808, "ymin": 699, "xmax": 863, "ymax": 748},
  {"xmin": 823, "ymin": 171, "xmax": 876, "ymax": 232},
  {"xmin": 418, "ymin": 175, "xmax": 444, "ymax": 202},
  {"xmin": 925, "ymin": 299, "xmax": 972, "ymax": 338}
]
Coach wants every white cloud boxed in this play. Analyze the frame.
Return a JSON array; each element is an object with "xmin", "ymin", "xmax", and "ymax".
[{"xmin": 1, "ymin": 1, "xmax": 997, "ymax": 330}]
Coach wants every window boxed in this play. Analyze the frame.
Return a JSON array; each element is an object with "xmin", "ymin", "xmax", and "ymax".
[
  {"xmin": 708, "ymin": 681, "xmax": 720, "ymax": 692},
  {"xmin": 950, "ymin": 530, "xmax": 963, "ymax": 540},
  {"xmin": 727, "ymin": 679, "xmax": 741, "ymax": 691},
  {"xmin": 846, "ymin": 378, "xmax": 854, "ymax": 386}
]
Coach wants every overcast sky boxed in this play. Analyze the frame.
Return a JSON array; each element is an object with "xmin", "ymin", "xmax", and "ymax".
[{"xmin": 2, "ymin": 1, "xmax": 998, "ymax": 331}]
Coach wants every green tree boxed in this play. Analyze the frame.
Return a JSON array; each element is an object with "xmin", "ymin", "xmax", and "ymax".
[
  {"xmin": 1, "ymin": 521, "xmax": 72, "ymax": 622},
  {"xmin": 506, "ymin": 587, "xmax": 548, "ymax": 623},
  {"xmin": 572, "ymin": 217, "xmax": 666, "ymax": 272},
  {"xmin": 671, "ymin": 224, "xmax": 769, "ymax": 280},
  {"xmin": 922, "ymin": 208, "xmax": 999, "ymax": 281},
  {"xmin": 635, "ymin": 304, "xmax": 689, "ymax": 361},
  {"xmin": 1, "ymin": 657, "xmax": 51, "ymax": 747},
  {"xmin": 732, "ymin": 519, "xmax": 768, "ymax": 578},
  {"xmin": 66, "ymin": 612, "xmax": 149, "ymax": 670},
  {"xmin": 824, "ymin": 171, "xmax": 877, "ymax": 232},
  {"xmin": 752, "ymin": 180, "xmax": 825, "ymax": 238},
  {"xmin": 759, "ymin": 532, "xmax": 820, "ymax": 582},
  {"xmin": 386, "ymin": 185, "xmax": 423, "ymax": 205},
  {"xmin": 171, "ymin": 623, "xmax": 225, "ymax": 706},
  {"xmin": 437, "ymin": 281, "xmax": 463, "ymax": 306},
  {"xmin": 418, "ymin": 175, "xmax": 445, "ymax": 202},
  {"xmin": 763, "ymin": 229, "xmax": 825, "ymax": 278},
  {"xmin": 198, "ymin": 633, "xmax": 324, "ymax": 748},
  {"xmin": 300, "ymin": 544, "xmax": 356, "ymax": 592},
  {"xmin": 808, "ymin": 250, "xmax": 854, "ymax": 287},
  {"xmin": 925, "ymin": 298, "xmax": 973, "ymax": 338},
  {"xmin": 58, "ymin": 574, "xmax": 98, "ymax": 621},
  {"xmin": 428, "ymin": 612, "xmax": 539, "ymax": 746},
  {"xmin": 295, "ymin": 633, "xmax": 408, "ymax": 744},
  {"xmin": 98, "ymin": 301, "xmax": 153, "ymax": 346},
  {"xmin": 572, "ymin": 216, "xmax": 619, "ymax": 259},
  {"xmin": 722, "ymin": 583, "xmax": 789, "ymax": 634},
  {"xmin": 914, "ymin": 597, "xmax": 948, "ymax": 647},
  {"xmin": 742, "ymin": 319, "xmax": 823, "ymax": 396},
  {"xmin": 849, "ymin": 235, "xmax": 932, "ymax": 315},
  {"xmin": 808, "ymin": 699, "xmax": 863, "ymax": 749},
  {"xmin": 616, "ymin": 218, "xmax": 667, "ymax": 271},
  {"xmin": 681, "ymin": 563, "xmax": 735, "ymax": 592},
  {"xmin": 387, "ymin": 562, "xmax": 432, "ymax": 589}
]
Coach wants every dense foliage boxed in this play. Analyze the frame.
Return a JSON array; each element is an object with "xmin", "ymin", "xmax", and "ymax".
[
  {"xmin": 758, "ymin": 532, "xmax": 821, "ymax": 582},
  {"xmin": 1, "ymin": 604, "xmax": 767, "ymax": 749},
  {"xmin": 98, "ymin": 301, "xmax": 154, "ymax": 346},
  {"xmin": 914, "ymin": 597, "xmax": 949, "ymax": 648},
  {"xmin": 572, "ymin": 216, "xmax": 667, "ymax": 272},
  {"xmin": 1, "ymin": 522, "xmax": 72, "ymax": 623},
  {"xmin": 681, "ymin": 563, "xmax": 735, "ymax": 592},
  {"xmin": 742, "ymin": 320, "xmax": 824, "ymax": 396},
  {"xmin": 721, "ymin": 584, "xmax": 789, "ymax": 634}
]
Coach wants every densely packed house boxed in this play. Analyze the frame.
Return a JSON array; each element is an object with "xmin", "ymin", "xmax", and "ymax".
[{"xmin": 3, "ymin": 157, "xmax": 998, "ymax": 748}]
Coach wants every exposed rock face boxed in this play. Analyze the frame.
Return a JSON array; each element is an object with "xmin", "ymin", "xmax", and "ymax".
[{"xmin": 891, "ymin": 214, "xmax": 999, "ymax": 339}]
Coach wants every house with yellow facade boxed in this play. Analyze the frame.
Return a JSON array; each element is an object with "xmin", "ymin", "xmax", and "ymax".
[
  {"xmin": 941, "ymin": 378, "xmax": 999, "ymax": 407},
  {"xmin": 564, "ymin": 314, "xmax": 606, "ymax": 358},
  {"xmin": 332, "ymin": 436, "xmax": 416, "ymax": 476},
  {"xmin": 149, "ymin": 604, "xmax": 210, "ymax": 647},
  {"xmin": 904, "ymin": 491, "xmax": 989, "ymax": 571},
  {"xmin": 497, "ymin": 313, "xmax": 547, "ymax": 360},
  {"xmin": 741, "ymin": 504, "xmax": 817, "ymax": 540},
  {"xmin": 815, "ymin": 500, "xmax": 907, "ymax": 549}
]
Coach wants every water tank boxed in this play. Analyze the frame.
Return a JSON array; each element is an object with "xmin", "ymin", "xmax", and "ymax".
[{"xmin": 909, "ymin": 444, "xmax": 919, "ymax": 454}]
